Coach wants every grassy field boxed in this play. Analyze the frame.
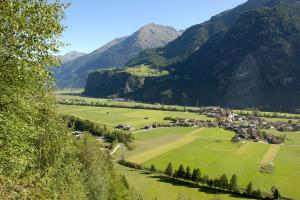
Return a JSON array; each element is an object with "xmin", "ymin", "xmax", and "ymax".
[
  {"xmin": 57, "ymin": 102, "xmax": 300, "ymax": 199},
  {"xmin": 124, "ymin": 65, "xmax": 169, "ymax": 77},
  {"xmin": 56, "ymin": 89, "xmax": 196, "ymax": 111},
  {"xmin": 138, "ymin": 128, "xmax": 300, "ymax": 199},
  {"xmin": 116, "ymin": 164, "xmax": 241, "ymax": 200},
  {"xmin": 59, "ymin": 105, "xmax": 211, "ymax": 129}
]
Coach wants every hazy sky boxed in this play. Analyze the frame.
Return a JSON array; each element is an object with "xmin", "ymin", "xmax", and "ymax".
[{"xmin": 60, "ymin": 0, "xmax": 247, "ymax": 55}]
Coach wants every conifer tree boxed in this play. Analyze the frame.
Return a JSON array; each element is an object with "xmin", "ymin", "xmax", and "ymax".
[{"xmin": 165, "ymin": 162, "xmax": 174, "ymax": 177}]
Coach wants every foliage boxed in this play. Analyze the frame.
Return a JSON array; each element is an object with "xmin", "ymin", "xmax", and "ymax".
[
  {"xmin": 76, "ymin": 134, "xmax": 138, "ymax": 200},
  {"xmin": 165, "ymin": 162, "xmax": 174, "ymax": 177},
  {"xmin": 64, "ymin": 115, "xmax": 134, "ymax": 146},
  {"xmin": 0, "ymin": 1, "xmax": 139, "ymax": 199}
]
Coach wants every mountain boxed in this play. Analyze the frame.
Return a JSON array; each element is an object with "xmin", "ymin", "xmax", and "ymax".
[
  {"xmin": 84, "ymin": 0, "xmax": 300, "ymax": 112},
  {"xmin": 126, "ymin": 0, "xmax": 273, "ymax": 67},
  {"xmin": 61, "ymin": 51, "xmax": 86, "ymax": 63},
  {"xmin": 55, "ymin": 23, "xmax": 181, "ymax": 88}
]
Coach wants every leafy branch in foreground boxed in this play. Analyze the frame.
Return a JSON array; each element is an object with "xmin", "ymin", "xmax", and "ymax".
[{"xmin": 0, "ymin": 1, "xmax": 140, "ymax": 199}]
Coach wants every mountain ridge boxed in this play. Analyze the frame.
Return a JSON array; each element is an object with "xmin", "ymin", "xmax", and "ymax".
[
  {"xmin": 55, "ymin": 23, "xmax": 181, "ymax": 88},
  {"xmin": 84, "ymin": 0, "xmax": 300, "ymax": 112}
]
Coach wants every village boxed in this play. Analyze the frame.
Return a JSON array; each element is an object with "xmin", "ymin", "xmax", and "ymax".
[{"xmin": 115, "ymin": 107, "xmax": 300, "ymax": 145}]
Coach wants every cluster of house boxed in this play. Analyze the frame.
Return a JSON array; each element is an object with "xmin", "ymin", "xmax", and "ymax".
[
  {"xmin": 115, "ymin": 124, "xmax": 135, "ymax": 131},
  {"xmin": 109, "ymin": 98, "xmax": 135, "ymax": 103},
  {"xmin": 230, "ymin": 127, "xmax": 284, "ymax": 144},
  {"xmin": 140, "ymin": 107, "xmax": 300, "ymax": 144},
  {"xmin": 58, "ymin": 98, "xmax": 87, "ymax": 105}
]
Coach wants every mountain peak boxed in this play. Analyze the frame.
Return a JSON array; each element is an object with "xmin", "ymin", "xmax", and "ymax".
[
  {"xmin": 62, "ymin": 51, "xmax": 86, "ymax": 63},
  {"xmin": 137, "ymin": 23, "xmax": 178, "ymax": 33}
]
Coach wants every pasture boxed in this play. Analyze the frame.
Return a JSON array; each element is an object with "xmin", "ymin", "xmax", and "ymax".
[
  {"xmin": 58, "ymin": 103, "xmax": 300, "ymax": 199},
  {"xmin": 136, "ymin": 128, "xmax": 300, "ymax": 199},
  {"xmin": 116, "ymin": 164, "xmax": 240, "ymax": 200},
  {"xmin": 58, "ymin": 105, "xmax": 211, "ymax": 129}
]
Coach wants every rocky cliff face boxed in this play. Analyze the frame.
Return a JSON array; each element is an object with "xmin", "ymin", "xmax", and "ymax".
[{"xmin": 83, "ymin": 69, "xmax": 146, "ymax": 98}]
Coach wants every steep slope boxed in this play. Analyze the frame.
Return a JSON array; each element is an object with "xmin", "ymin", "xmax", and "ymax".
[
  {"xmin": 61, "ymin": 51, "xmax": 86, "ymax": 63},
  {"xmin": 127, "ymin": 0, "xmax": 273, "ymax": 67},
  {"xmin": 85, "ymin": 0, "xmax": 300, "ymax": 112},
  {"xmin": 55, "ymin": 23, "xmax": 181, "ymax": 88},
  {"xmin": 171, "ymin": 0, "xmax": 300, "ymax": 111}
]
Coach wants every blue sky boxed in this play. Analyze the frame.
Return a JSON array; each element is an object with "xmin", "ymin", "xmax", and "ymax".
[{"xmin": 60, "ymin": 0, "xmax": 247, "ymax": 55}]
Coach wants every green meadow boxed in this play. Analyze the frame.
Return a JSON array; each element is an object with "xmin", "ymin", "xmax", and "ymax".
[
  {"xmin": 58, "ymin": 103, "xmax": 300, "ymax": 200},
  {"xmin": 59, "ymin": 105, "xmax": 211, "ymax": 129},
  {"xmin": 132, "ymin": 128, "xmax": 300, "ymax": 199},
  {"xmin": 116, "ymin": 164, "xmax": 239, "ymax": 200}
]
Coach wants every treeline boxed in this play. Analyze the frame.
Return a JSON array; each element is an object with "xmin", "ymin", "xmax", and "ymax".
[
  {"xmin": 63, "ymin": 115, "xmax": 134, "ymax": 147},
  {"xmin": 58, "ymin": 98, "xmax": 201, "ymax": 113},
  {"xmin": 119, "ymin": 160, "xmax": 284, "ymax": 200},
  {"xmin": 236, "ymin": 110, "xmax": 300, "ymax": 120}
]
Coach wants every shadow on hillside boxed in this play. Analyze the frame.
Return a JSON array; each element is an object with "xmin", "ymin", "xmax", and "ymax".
[{"xmin": 148, "ymin": 175, "xmax": 252, "ymax": 199}]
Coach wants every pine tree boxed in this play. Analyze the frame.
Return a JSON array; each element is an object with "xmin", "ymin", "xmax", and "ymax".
[
  {"xmin": 191, "ymin": 168, "xmax": 201, "ymax": 183},
  {"xmin": 219, "ymin": 174, "xmax": 229, "ymax": 189},
  {"xmin": 229, "ymin": 174, "xmax": 239, "ymax": 192},
  {"xmin": 246, "ymin": 182, "xmax": 253, "ymax": 197},
  {"xmin": 203, "ymin": 175, "xmax": 209, "ymax": 185},
  {"xmin": 177, "ymin": 164, "xmax": 185, "ymax": 178},
  {"xmin": 165, "ymin": 162, "xmax": 174, "ymax": 177},
  {"xmin": 185, "ymin": 166, "xmax": 192, "ymax": 180},
  {"xmin": 273, "ymin": 188, "xmax": 281, "ymax": 199},
  {"xmin": 150, "ymin": 164, "xmax": 157, "ymax": 173}
]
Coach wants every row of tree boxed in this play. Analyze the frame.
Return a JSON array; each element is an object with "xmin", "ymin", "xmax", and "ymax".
[
  {"xmin": 58, "ymin": 98, "xmax": 199, "ymax": 113},
  {"xmin": 119, "ymin": 160, "xmax": 282, "ymax": 200},
  {"xmin": 63, "ymin": 115, "xmax": 134, "ymax": 147},
  {"xmin": 235, "ymin": 110, "xmax": 300, "ymax": 120},
  {"xmin": 165, "ymin": 163, "xmax": 281, "ymax": 199}
]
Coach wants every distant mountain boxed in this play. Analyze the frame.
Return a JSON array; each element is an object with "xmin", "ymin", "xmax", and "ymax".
[
  {"xmin": 84, "ymin": 0, "xmax": 300, "ymax": 112},
  {"xmin": 61, "ymin": 51, "xmax": 86, "ymax": 63},
  {"xmin": 55, "ymin": 23, "xmax": 181, "ymax": 88},
  {"xmin": 127, "ymin": 0, "xmax": 273, "ymax": 67}
]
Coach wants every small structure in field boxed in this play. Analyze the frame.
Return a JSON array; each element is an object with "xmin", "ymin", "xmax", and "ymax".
[{"xmin": 115, "ymin": 124, "xmax": 134, "ymax": 131}]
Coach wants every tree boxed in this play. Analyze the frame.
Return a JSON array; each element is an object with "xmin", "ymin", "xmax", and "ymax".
[
  {"xmin": 177, "ymin": 165, "xmax": 186, "ymax": 178},
  {"xmin": 191, "ymin": 168, "xmax": 201, "ymax": 183},
  {"xmin": 213, "ymin": 178, "xmax": 220, "ymax": 188},
  {"xmin": 185, "ymin": 166, "xmax": 192, "ymax": 180},
  {"xmin": 252, "ymin": 189, "xmax": 263, "ymax": 199},
  {"xmin": 203, "ymin": 175, "xmax": 209, "ymax": 185},
  {"xmin": 273, "ymin": 187, "xmax": 281, "ymax": 199},
  {"xmin": 0, "ymin": 1, "xmax": 138, "ymax": 199},
  {"xmin": 246, "ymin": 182, "xmax": 253, "ymax": 196},
  {"xmin": 150, "ymin": 164, "xmax": 157, "ymax": 173},
  {"xmin": 219, "ymin": 174, "xmax": 229, "ymax": 189},
  {"xmin": 229, "ymin": 174, "xmax": 239, "ymax": 192},
  {"xmin": 165, "ymin": 162, "xmax": 174, "ymax": 177}
]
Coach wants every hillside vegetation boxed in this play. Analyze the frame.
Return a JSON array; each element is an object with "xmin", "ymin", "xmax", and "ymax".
[
  {"xmin": 0, "ymin": 1, "xmax": 141, "ymax": 199},
  {"xmin": 84, "ymin": 0, "xmax": 300, "ymax": 112}
]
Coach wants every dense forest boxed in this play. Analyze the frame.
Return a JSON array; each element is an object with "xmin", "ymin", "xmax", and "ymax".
[{"xmin": 0, "ymin": 1, "xmax": 141, "ymax": 199}]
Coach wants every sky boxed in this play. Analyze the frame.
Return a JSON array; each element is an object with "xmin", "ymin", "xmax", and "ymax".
[{"xmin": 60, "ymin": 0, "xmax": 247, "ymax": 55}]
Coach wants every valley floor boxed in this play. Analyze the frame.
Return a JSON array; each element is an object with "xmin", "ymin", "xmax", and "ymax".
[{"xmin": 59, "ymin": 103, "xmax": 300, "ymax": 200}]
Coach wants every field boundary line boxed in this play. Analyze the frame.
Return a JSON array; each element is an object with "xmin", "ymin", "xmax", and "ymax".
[{"xmin": 126, "ymin": 128, "xmax": 204, "ymax": 163}]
